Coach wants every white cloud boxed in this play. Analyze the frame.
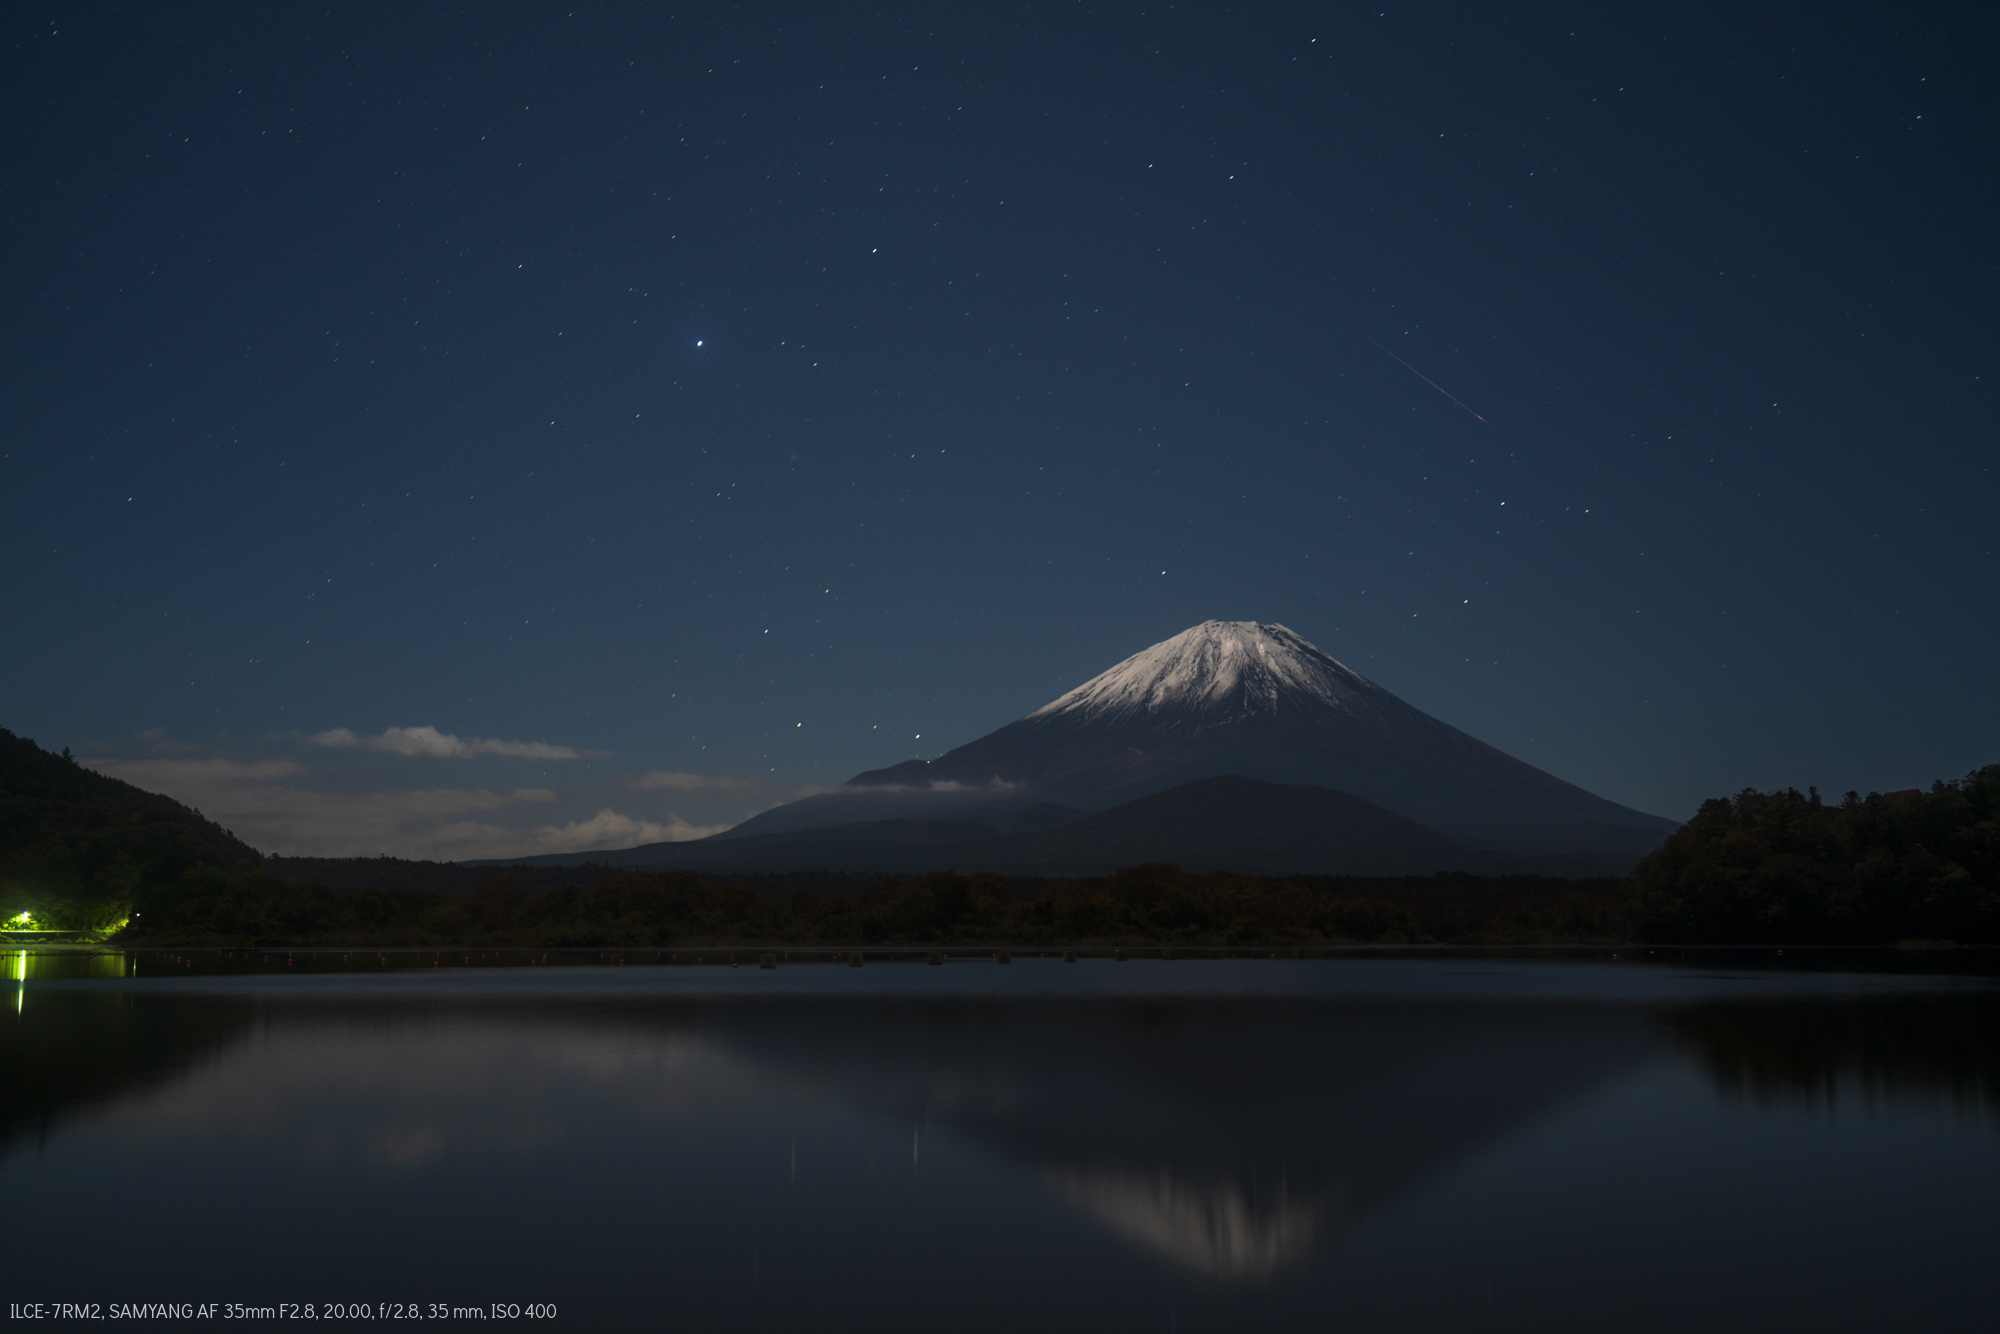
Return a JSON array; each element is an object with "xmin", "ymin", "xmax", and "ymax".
[
  {"xmin": 306, "ymin": 725, "xmax": 599, "ymax": 760},
  {"xmin": 82, "ymin": 746, "xmax": 801, "ymax": 862},
  {"xmin": 84, "ymin": 757, "xmax": 637, "ymax": 860},
  {"xmin": 527, "ymin": 809, "xmax": 730, "ymax": 852},
  {"xmin": 375, "ymin": 811, "xmax": 725, "ymax": 861}
]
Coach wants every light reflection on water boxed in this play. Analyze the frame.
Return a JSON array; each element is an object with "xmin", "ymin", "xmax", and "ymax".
[
  {"xmin": 5, "ymin": 950, "xmax": 131, "ymax": 979},
  {"xmin": 3, "ymin": 955, "xmax": 1998, "ymax": 1332},
  {"xmin": 6, "ymin": 947, "xmax": 128, "ymax": 1016}
]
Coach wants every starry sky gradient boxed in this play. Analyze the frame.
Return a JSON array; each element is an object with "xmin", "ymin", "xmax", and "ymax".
[{"xmin": 4, "ymin": 2, "xmax": 1995, "ymax": 857}]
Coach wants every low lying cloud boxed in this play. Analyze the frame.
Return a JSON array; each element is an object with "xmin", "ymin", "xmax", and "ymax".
[
  {"xmin": 848, "ymin": 778, "xmax": 1021, "ymax": 796},
  {"xmin": 307, "ymin": 725, "xmax": 600, "ymax": 761},
  {"xmin": 130, "ymin": 727, "xmax": 212, "ymax": 756},
  {"xmin": 529, "ymin": 810, "xmax": 731, "ymax": 851},
  {"xmin": 632, "ymin": 770, "xmax": 842, "ymax": 802},
  {"xmin": 633, "ymin": 770, "xmax": 766, "ymax": 795},
  {"xmin": 103, "ymin": 757, "xmax": 310, "ymax": 785},
  {"xmin": 85, "ymin": 758, "xmax": 712, "ymax": 861}
]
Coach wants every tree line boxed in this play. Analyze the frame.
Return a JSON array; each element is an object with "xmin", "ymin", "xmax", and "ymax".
[
  {"xmin": 108, "ymin": 861, "xmax": 1633, "ymax": 948},
  {"xmin": 1629, "ymin": 766, "xmax": 2000, "ymax": 944},
  {"xmin": 7, "ymin": 725, "xmax": 1997, "ymax": 946}
]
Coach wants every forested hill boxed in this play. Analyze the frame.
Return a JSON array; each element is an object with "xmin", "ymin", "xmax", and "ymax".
[
  {"xmin": 1630, "ymin": 767, "xmax": 2000, "ymax": 943},
  {"xmin": 0, "ymin": 728, "xmax": 261, "ymax": 930}
]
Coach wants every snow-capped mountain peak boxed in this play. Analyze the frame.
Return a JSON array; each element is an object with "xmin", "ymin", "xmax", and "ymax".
[
  {"xmin": 806, "ymin": 617, "xmax": 1675, "ymax": 857},
  {"xmin": 1026, "ymin": 621, "xmax": 1378, "ymax": 726}
]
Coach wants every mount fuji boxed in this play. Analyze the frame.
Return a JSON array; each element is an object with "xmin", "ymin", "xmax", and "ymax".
[{"xmin": 714, "ymin": 621, "xmax": 1675, "ymax": 859}]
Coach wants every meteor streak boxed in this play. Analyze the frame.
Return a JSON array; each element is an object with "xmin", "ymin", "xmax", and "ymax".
[{"xmin": 1366, "ymin": 337, "xmax": 1489, "ymax": 424}]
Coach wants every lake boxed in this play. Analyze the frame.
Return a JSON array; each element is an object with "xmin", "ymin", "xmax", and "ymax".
[{"xmin": 4, "ymin": 949, "xmax": 1997, "ymax": 1331}]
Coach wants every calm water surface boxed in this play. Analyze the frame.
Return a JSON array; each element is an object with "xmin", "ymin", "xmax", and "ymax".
[{"xmin": 4, "ymin": 951, "xmax": 1997, "ymax": 1331}]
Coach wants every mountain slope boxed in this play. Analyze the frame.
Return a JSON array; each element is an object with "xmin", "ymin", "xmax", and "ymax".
[
  {"xmin": 739, "ymin": 621, "xmax": 1676, "ymax": 856},
  {"xmin": 946, "ymin": 775, "xmax": 1479, "ymax": 876},
  {"xmin": 0, "ymin": 728, "xmax": 262, "ymax": 926},
  {"xmin": 480, "ymin": 775, "xmax": 1633, "ymax": 878}
]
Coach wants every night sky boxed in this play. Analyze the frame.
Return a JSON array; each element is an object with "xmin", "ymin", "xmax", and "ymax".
[{"xmin": 4, "ymin": 3, "xmax": 1994, "ymax": 859}]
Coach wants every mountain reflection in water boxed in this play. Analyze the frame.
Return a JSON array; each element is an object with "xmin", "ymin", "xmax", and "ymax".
[
  {"xmin": 699, "ymin": 997, "xmax": 1655, "ymax": 1277},
  {"xmin": 5, "ymin": 988, "xmax": 1655, "ymax": 1279},
  {"xmin": 6, "ymin": 959, "xmax": 1999, "ymax": 1333},
  {"xmin": 1045, "ymin": 1166, "xmax": 1325, "ymax": 1277}
]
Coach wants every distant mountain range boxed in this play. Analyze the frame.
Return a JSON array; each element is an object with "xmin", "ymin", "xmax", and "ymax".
[{"xmin": 481, "ymin": 622, "xmax": 1676, "ymax": 877}]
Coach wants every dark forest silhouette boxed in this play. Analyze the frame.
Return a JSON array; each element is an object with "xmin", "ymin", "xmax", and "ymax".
[{"xmin": 5, "ymin": 728, "xmax": 1995, "ymax": 947}]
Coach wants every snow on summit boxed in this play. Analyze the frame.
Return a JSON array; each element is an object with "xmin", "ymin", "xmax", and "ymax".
[{"xmin": 1028, "ymin": 621, "xmax": 1380, "ymax": 724}]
